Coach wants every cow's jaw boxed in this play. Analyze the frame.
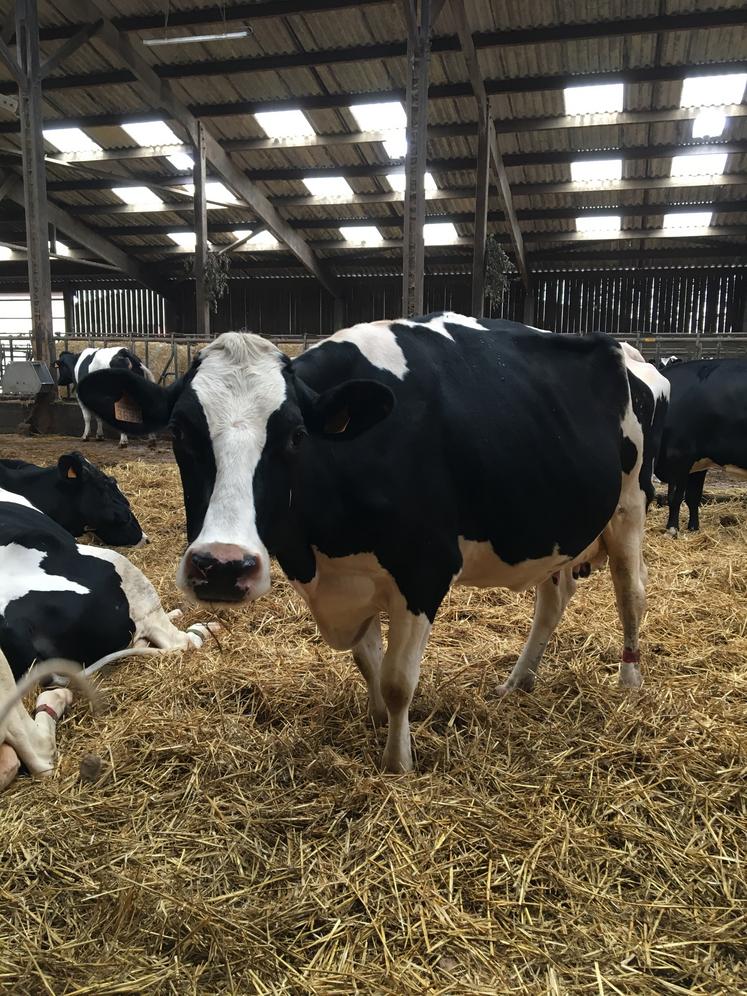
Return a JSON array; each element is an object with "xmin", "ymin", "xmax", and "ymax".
[{"xmin": 175, "ymin": 334, "xmax": 286, "ymax": 604}]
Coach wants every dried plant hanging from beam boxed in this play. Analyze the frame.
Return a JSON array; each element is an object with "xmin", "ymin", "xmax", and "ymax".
[
  {"xmin": 484, "ymin": 235, "xmax": 516, "ymax": 312},
  {"xmin": 184, "ymin": 250, "xmax": 231, "ymax": 313}
]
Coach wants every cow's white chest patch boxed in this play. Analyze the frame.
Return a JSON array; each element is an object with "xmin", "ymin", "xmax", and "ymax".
[
  {"xmin": 0, "ymin": 544, "xmax": 89, "ymax": 614},
  {"xmin": 310, "ymin": 322, "xmax": 408, "ymax": 379}
]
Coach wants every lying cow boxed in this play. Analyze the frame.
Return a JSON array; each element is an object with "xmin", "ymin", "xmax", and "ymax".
[
  {"xmin": 56, "ymin": 346, "xmax": 157, "ymax": 448},
  {"xmin": 656, "ymin": 358, "xmax": 747, "ymax": 533},
  {"xmin": 0, "ymin": 487, "xmax": 218, "ymax": 786},
  {"xmin": 79, "ymin": 314, "xmax": 668, "ymax": 772},
  {"xmin": 0, "ymin": 452, "xmax": 146, "ymax": 546}
]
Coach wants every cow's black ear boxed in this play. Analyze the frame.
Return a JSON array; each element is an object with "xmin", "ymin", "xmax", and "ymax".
[
  {"xmin": 57, "ymin": 452, "xmax": 84, "ymax": 482},
  {"xmin": 77, "ymin": 369, "xmax": 179, "ymax": 435},
  {"xmin": 305, "ymin": 379, "xmax": 395, "ymax": 440}
]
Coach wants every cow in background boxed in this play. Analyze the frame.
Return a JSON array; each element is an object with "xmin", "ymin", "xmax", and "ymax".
[
  {"xmin": 0, "ymin": 452, "xmax": 147, "ymax": 546},
  {"xmin": 79, "ymin": 315, "xmax": 669, "ymax": 773},
  {"xmin": 656, "ymin": 358, "xmax": 747, "ymax": 533},
  {"xmin": 56, "ymin": 347, "xmax": 158, "ymax": 448}
]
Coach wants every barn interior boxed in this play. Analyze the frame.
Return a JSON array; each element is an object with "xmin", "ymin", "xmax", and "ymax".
[{"xmin": 0, "ymin": 1, "xmax": 745, "ymax": 993}]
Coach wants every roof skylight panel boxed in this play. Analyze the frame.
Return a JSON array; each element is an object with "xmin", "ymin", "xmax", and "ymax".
[
  {"xmin": 43, "ymin": 127, "xmax": 101, "ymax": 153},
  {"xmin": 120, "ymin": 120, "xmax": 191, "ymax": 170},
  {"xmin": 423, "ymin": 222, "xmax": 459, "ymax": 244},
  {"xmin": 662, "ymin": 211, "xmax": 713, "ymax": 229},
  {"xmin": 338, "ymin": 226, "xmax": 384, "ymax": 245},
  {"xmin": 112, "ymin": 186, "xmax": 163, "ymax": 209},
  {"xmin": 569, "ymin": 159, "xmax": 623, "ymax": 183},
  {"xmin": 680, "ymin": 72, "xmax": 747, "ymax": 108},
  {"xmin": 254, "ymin": 109, "xmax": 316, "ymax": 138},
  {"xmin": 168, "ymin": 232, "xmax": 198, "ymax": 248},
  {"xmin": 303, "ymin": 176, "xmax": 354, "ymax": 197},
  {"xmin": 670, "ymin": 152, "xmax": 728, "ymax": 177},
  {"xmin": 563, "ymin": 83, "xmax": 624, "ymax": 116},
  {"xmin": 691, "ymin": 109, "xmax": 728, "ymax": 139},
  {"xmin": 386, "ymin": 171, "xmax": 437, "ymax": 192},
  {"xmin": 350, "ymin": 102, "xmax": 407, "ymax": 159},
  {"xmin": 232, "ymin": 229, "xmax": 280, "ymax": 249},
  {"xmin": 575, "ymin": 215, "xmax": 622, "ymax": 233}
]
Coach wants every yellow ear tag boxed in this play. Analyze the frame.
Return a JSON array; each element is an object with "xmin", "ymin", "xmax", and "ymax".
[
  {"xmin": 114, "ymin": 393, "xmax": 143, "ymax": 424},
  {"xmin": 66, "ymin": 467, "xmax": 77, "ymax": 479}
]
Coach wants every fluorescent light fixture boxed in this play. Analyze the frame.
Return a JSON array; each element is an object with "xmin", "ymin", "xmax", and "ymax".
[
  {"xmin": 339, "ymin": 225, "xmax": 384, "ymax": 245},
  {"xmin": 303, "ymin": 176, "xmax": 353, "ymax": 197},
  {"xmin": 680, "ymin": 72, "xmax": 747, "ymax": 108},
  {"xmin": 423, "ymin": 222, "xmax": 459, "ymax": 244},
  {"xmin": 386, "ymin": 170, "xmax": 437, "ymax": 192},
  {"xmin": 570, "ymin": 158, "xmax": 623, "ymax": 183},
  {"xmin": 575, "ymin": 215, "xmax": 621, "ymax": 233},
  {"xmin": 232, "ymin": 229, "xmax": 280, "ymax": 249},
  {"xmin": 168, "ymin": 231, "xmax": 198, "ymax": 248},
  {"xmin": 670, "ymin": 152, "xmax": 728, "ymax": 177},
  {"xmin": 691, "ymin": 109, "xmax": 727, "ymax": 139},
  {"xmin": 43, "ymin": 127, "xmax": 101, "ymax": 153},
  {"xmin": 112, "ymin": 186, "xmax": 163, "ymax": 209},
  {"xmin": 563, "ymin": 82, "xmax": 624, "ymax": 115},
  {"xmin": 254, "ymin": 109, "xmax": 315, "ymax": 138},
  {"xmin": 350, "ymin": 101, "xmax": 407, "ymax": 158},
  {"xmin": 143, "ymin": 30, "xmax": 250, "ymax": 46},
  {"xmin": 182, "ymin": 181, "xmax": 238, "ymax": 207},
  {"xmin": 662, "ymin": 211, "xmax": 713, "ymax": 229}
]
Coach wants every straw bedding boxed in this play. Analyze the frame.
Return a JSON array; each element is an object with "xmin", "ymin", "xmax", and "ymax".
[{"xmin": 0, "ymin": 441, "xmax": 745, "ymax": 995}]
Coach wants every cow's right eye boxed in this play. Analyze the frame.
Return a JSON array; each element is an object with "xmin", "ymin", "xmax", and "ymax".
[{"xmin": 288, "ymin": 426, "xmax": 307, "ymax": 452}]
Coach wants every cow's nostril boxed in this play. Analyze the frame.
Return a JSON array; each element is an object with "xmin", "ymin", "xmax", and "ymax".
[{"xmin": 189, "ymin": 552, "xmax": 215, "ymax": 577}]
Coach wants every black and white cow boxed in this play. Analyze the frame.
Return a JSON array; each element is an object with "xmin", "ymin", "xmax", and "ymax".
[
  {"xmin": 0, "ymin": 452, "xmax": 146, "ymax": 546},
  {"xmin": 0, "ymin": 488, "xmax": 218, "ymax": 787},
  {"xmin": 655, "ymin": 358, "xmax": 747, "ymax": 533},
  {"xmin": 79, "ymin": 314, "xmax": 669, "ymax": 773},
  {"xmin": 56, "ymin": 346, "xmax": 157, "ymax": 448}
]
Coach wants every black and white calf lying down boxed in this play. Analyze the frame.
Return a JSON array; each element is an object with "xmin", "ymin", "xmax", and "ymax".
[
  {"xmin": 656, "ymin": 358, "xmax": 747, "ymax": 534},
  {"xmin": 56, "ymin": 346, "xmax": 157, "ymax": 448},
  {"xmin": 80, "ymin": 314, "xmax": 669, "ymax": 772},
  {"xmin": 0, "ymin": 451, "xmax": 146, "ymax": 547},
  {"xmin": 0, "ymin": 489, "xmax": 218, "ymax": 789}
]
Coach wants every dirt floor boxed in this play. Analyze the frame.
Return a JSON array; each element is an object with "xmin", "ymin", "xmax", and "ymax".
[{"xmin": 0, "ymin": 439, "xmax": 745, "ymax": 994}]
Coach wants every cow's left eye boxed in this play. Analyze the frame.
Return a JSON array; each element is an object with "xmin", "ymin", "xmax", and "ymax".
[{"xmin": 289, "ymin": 426, "xmax": 307, "ymax": 451}]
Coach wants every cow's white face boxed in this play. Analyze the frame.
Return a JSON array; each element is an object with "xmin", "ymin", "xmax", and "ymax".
[{"xmin": 172, "ymin": 334, "xmax": 287, "ymax": 603}]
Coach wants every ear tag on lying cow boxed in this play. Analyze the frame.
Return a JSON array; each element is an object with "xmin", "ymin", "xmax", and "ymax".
[
  {"xmin": 324, "ymin": 408, "xmax": 351, "ymax": 434},
  {"xmin": 66, "ymin": 466, "xmax": 77, "ymax": 479},
  {"xmin": 114, "ymin": 393, "xmax": 143, "ymax": 424}
]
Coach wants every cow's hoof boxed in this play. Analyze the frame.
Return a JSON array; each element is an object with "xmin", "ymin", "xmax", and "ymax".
[
  {"xmin": 665, "ymin": 527, "xmax": 678, "ymax": 537},
  {"xmin": 687, "ymin": 524, "xmax": 699, "ymax": 532},
  {"xmin": 167, "ymin": 608, "xmax": 183, "ymax": 621},
  {"xmin": 0, "ymin": 744, "xmax": 20, "ymax": 791},
  {"xmin": 148, "ymin": 439, "xmax": 157, "ymax": 450},
  {"xmin": 118, "ymin": 442, "xmax": 128, "ymax": 449},
  {"xmin": 381, "ymin": 749, "xmax": 413, "ymax": 774},
  {"xmin": 619, "ymin": 666, "xmax": 643, "ymax": 689}
]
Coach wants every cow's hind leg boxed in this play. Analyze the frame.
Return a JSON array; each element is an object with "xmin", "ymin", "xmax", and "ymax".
[
  {"xmin": 79, "ymin": 402, "xmax": 92, "ymax": 441},
  {"xmin": 666, "ymin": 475, "xmax": 687, "ymax": 535},
  {"xmin": 352, "ymin": 614, "xmax": 387, "ymax": 725},
  {"xmin": 95, "ymin": 416, "xmax": 105, "ymax": 441},
  {"xmin": 604, "ymin": 496, "xmax": 647, "ymax": 689},
  {"xmin": 119, "ymin": 432, "xmax": 128, "ymax": 448},
  {"xmin": 685, "ymin": 470, "xmax": 707, "ymax": 531},
  {"xmin": 497, "ymin": 569, "xmax": 577, "ymax": 697},
  {"xmin": 380, "ymin": 605, "xmax": 431, "ymax": 773}
]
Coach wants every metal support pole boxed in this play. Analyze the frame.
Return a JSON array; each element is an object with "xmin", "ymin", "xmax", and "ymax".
[
  {"xmin": 402, "ymin": 0, "xmax": 431, "ymax": 317},
  {"xmin": 193, "ymin": 121, "xmax": 210, "ymax": 336},
  {"xmin": 15, "ymin": 0, "xmax": 55, "ymax": 374},
  {"xmin": 471, "ymin": 105, "xmax": 490, "ymax": 317}
]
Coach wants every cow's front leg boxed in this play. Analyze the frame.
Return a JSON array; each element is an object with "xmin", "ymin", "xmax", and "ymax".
[
  {"xmin": 352, "ymin": 614, "xmax": 387, "ymax": 725},
  {"xmin": 666, "ymin": 476, "xmax": 686, "ymax": 535},
  {"xmin": 498, "ymin": 568, "xmax": 577, "ymax": 696},
  {"xmin": 95, "ymin": 416, "xmax": 105, "ymax": 441},
  {"xmin": 685, "ymin": 470, "xmax": 707, "ymax": 531},
  {"xmin": 380, "ymin": 606, "xmax": 431, "ymax": 773},
  {"xmin": 118, "ymin": 432, "xmax": 128, "ymax": 448}
]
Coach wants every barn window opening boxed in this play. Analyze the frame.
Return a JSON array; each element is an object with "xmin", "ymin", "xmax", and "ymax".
[
  {"xmin": 349, "ymin": 102, "xmax": 407, "ymax": 159},
  {"xmin": 662, "ymin": 211, "xmax": 713, "ymax": 230},
  {"xmin": 670, "ymin": 152, "xmax": 728, "ymax": 177},
  {"xmin": 339, "ymin": 225, "xmax": 384, "ymax": 245},
  {"xmin": 112, "ymin": 186, "xmax": 164, "ymax": 209},
  {"xmin": 254, "ymin": 109, "xmax": 316, "ymax": 139},
  {"xmin": 563, "ymin": 82, "xmax": 624, "ymax": 115},
  {"xmin": 570, "ymin": 159, "xmax": 623, "ymax": 183},
  {"xmin": 423, "ymin": 222, "xmax": 459, "ymax": 244},
  {"xmin": 43, "ymin": 127, "xmax": 101, "ymax": 154},
  {"xmin": 575, "ymin": 215, "xmax": 621, "ymax": 233},
  {"xmin": 303, "ymin": 176, "xmax": 353, "ymax": 197}
]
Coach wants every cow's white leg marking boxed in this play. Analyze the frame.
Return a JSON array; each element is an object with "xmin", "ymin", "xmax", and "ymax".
[
  {"xmin": 118, "ymin": 432, "xmax": 128, "ymax": 448},
  {"xmin": 79, "ymin": 401, "xmax": 92, "ymax": 441},
  {"xmin": 380, "ymin": 606, "xmax": 431, "ymax": 773},
  {"xmin": 352, "ymin": 614, "xmax": 387, "ymax": 725},
  {"xmin": 0, "ymin": 651, "xmax": 67, "ymax": 778},
  {"xmin": 498, "ymin": 568, "xmax": 577, "ymax": 696},
  {"xmin": 604, "ymin": 484, "xmax": 647, "ymax": 689}
]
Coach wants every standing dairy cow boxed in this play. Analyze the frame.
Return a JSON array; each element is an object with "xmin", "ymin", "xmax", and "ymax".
[
  {"xmin": 56, "ymin": 346, "xmax": 157, "ymax": 448},
  {"xmin": 656, "ymin": 358, "xmax": 747, "ymax": 533},
  {"xmin": 79, "ymin": 314, "xmax": 668, "ymax": 772}
]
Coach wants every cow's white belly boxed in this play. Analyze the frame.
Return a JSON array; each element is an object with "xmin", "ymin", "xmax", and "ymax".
[
  {"xmin": 690, "ymin": 458, "xmax": 747, "ymax": 480},
  {"xmin": 456, "ymin": 539, "xmax": 572, "ymax": 590}
]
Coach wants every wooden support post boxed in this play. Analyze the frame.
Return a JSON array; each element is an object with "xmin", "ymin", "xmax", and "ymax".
[
  {"xmin": 402, "ymin": 0, "xmax": 431, "ymax": 317},
  {"xmin": 471, "ymin": 105, "xmax": 490, "ymax": 317},
  {"xmin": 193, "ymin": 121, "xmax": 210, "ymax": 337},
  {"xmin": 15, "ymin": 0, "xmax": 56, "ymax": 377}
]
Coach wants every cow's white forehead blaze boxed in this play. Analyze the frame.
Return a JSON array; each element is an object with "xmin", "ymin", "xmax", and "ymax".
[{"xmin": 178, "ymin": 333, "xmax": 287, "ymax": 597}]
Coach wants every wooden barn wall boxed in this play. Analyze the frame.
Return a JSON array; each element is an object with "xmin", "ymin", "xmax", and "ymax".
[{"xmin": 67, "ymin": 269, "xmax": 744, "ymax": 337}]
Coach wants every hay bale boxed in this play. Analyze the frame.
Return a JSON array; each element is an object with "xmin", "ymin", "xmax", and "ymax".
[{"xmin": 1, "ymin": 444, "xmax": 745, "ymax": 994}]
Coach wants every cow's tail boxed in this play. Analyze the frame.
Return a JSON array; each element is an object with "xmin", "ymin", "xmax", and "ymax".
[{"xmin": 0, "ymin": 654, "xmax": 101, "ymax": 734}]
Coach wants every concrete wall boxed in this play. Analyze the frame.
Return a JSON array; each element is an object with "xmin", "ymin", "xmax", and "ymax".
[{"xmin": 0, "ymin": 398, "xmax": 121, "ymax": 437}]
